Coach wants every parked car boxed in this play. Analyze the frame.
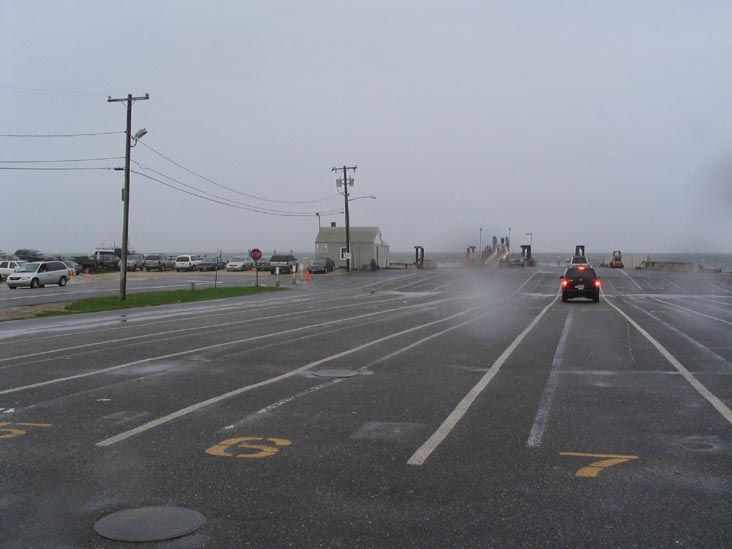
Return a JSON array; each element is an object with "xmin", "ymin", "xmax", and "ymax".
[
  {"xmin": 197, "ymin": 258, "xmax": 226, "ymax": 271},
  {"xmin": 0, "ymin": 260, "xmax": 27, "ymax": 282},
  {"xmin": 269, "ymin": 254, "xmax": 298, "ymax": 274},
  {"xmin": 256, "ymin": 255, "xmax": 272, "ymax": 271},
  {"xmin": 126, "ymin": 254, "xmax": 145, "ymax": 271},
  {"xmin": 14, "ymin": 249, "xmax": 44, "ymax": 262},
  {"xmin": 175, "ymin": 254, "xmax": 202, "ymax": 272},
  {"xmin": 308, "ymin": 257, "xmax": 335, "ymax": 273},
  {"xmin": 226, "ymin": 257, "xmax": 254, "ymax": 271},
  {"xmin": 6, "ymin": 261, "xmax": 71, "ymax": 289},
  {"xmin": 144, "ymin": 253, "xmax": 174, "ymax": 272},
  {"xmin": 560, "ymin": 265, "xmax": 601, "ymax": 303},
  {"xmin": 63, "ymin": 260, "xmax": 84, "ymax": 275}
]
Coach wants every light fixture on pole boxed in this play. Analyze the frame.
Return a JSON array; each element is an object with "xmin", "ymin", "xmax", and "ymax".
[{"xmin": 108, "ymin": 93, "xmax": 149, "ymax": 301}]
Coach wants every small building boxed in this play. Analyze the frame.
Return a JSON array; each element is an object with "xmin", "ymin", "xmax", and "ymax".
[{"xmin": 315, "ymin": 225, "xmax": 390, "ymax": 270}]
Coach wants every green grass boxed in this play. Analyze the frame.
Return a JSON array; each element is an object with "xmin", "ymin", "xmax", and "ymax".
[{"xmin": 31, "ymin": 286, "xmax": 286, "ymax": 318}]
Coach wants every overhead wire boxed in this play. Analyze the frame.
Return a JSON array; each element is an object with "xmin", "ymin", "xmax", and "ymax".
[
  {"xmin": 0, "ymin": 166, "xmax": 115, "ymax": 171},
  {"xmin": 0, "ymin": 131, "xmax": 124, "ymax": 138},
  {"xmin": 137, "ymin": 141, "xmax": 340, "ymax": 205},
  {"xmin": 0, "ymin": 156, "xmax": 124, "ymax": 163},
  {"xmin": 131, "ymin": 169, "xmax": 343, "ymax": 217}
]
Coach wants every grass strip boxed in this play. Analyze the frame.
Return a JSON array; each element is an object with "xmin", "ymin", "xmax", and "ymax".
[{"xmin": 31, "ymin": 286, "xmax": 286, "ymax": 318}]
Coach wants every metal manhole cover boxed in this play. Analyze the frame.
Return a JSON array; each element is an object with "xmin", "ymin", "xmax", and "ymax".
[
  {"xmin": 94, "ymin": 506, "xmax": 205, "ymax": 542},
  {"xmin": 313, "ymin": 369, "xmax": 360, "ymax": 378}
]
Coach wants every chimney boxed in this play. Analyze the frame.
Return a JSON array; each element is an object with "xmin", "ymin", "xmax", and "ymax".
[{"xmin": 331, "ymin": 222, "xmax": 336, "ymax": 227}]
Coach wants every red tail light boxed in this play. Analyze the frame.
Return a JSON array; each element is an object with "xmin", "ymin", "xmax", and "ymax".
[
  {"xmin": 578, "ymin": 266, "xmax": 585, "ymax": 270},
  {"xmin": 561, "ymin": 280, "xmax": 568, "ymax": 288},
  {"xmin": 594, "ymin": 279, "xmax": 601, "ymax": 288}
]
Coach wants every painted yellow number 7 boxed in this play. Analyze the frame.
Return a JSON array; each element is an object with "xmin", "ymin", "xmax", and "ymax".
[{"xmin": 560, "ymin": 452, "xmax": 639, "ymax": 478}]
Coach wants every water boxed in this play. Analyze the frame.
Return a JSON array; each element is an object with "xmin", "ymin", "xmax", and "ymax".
[{"xmin": 388, "ymin": 251, "xmax": 732, "ymax": 272}]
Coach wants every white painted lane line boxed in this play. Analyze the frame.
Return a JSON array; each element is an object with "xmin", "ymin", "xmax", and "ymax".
[
  {"xmin": 526, "ymin": 309, "xmax": 572, "ymax": 448},
  {"xmin": 0, "ymin": 295, "xmax": 414, "ymax": 363},
  {"xmin": 619, "ymin": 269, "xmax": 643, "ymax": 290},
  {"xmin": 96, "ymin": 305, "xmax": 491, "ymax": 447},
  {"xmin": 605, "ymin": 297, "xmax": 732, "ymax": 426},
  {"xmin": 650, "ymin": 297, "xmax": 732, "ymax": 327},
  {"xmin": 0, "ymin": 299, "xmax": 460, "ymax": 397},
  {"xmin": 407, "ymin": 295, "xmax": 559, "ymax": 466},
  {"xmin": 623, "ymin": 298, "xmax": 732, "ymax": 371}
]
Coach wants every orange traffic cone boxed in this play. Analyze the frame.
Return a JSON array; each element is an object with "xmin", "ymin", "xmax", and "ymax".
[{"xmin": 306, "ymin": 271, "xmax": 312, "ymax": 281}]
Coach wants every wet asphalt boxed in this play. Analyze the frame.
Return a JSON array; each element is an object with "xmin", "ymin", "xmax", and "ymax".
[{"xmin": 0, "ymin": 265, "xmax": 731, "ymax": 547}]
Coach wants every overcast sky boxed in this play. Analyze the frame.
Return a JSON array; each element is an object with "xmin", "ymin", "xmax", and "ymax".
[{"xmin": 3, "ymin": 1, "xmax": 731, "ymax": 256}]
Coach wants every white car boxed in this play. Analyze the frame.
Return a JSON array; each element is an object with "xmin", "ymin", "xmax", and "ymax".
[
  {"xmin": 0, "ymin": 260, "xmax": 27, "ymax": 282},
  {"xmin": 174, "ymin": 254, "xmax": 202, "ymax": 272},
  {"xmin": 226, "ymin": 257, "xmax": 254, "ymax": 271},
  {"xmin": 6, "ymin": 261, "xmax": 71, "ymax": 289}
]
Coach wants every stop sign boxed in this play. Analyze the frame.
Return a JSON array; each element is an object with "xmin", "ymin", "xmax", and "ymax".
[{"xmin": 249, "ymin": 248, "xmax": 262, "ymax": 261}]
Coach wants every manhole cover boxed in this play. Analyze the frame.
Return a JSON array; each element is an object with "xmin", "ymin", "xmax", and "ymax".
[
  {"xmin": 313, "ymin": 369, "xmax": 360, "ymax": 378},
  {"xmin": 94, "ymin": 506, "xmax": 205, "ymax": 542}
]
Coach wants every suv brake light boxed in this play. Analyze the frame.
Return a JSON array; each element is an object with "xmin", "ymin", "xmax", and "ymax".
[
  {"xmin": 561, "ymin": 280, "xmax": 568, "ymax": 288},
  {"xmin": 594, "ymin": 280, "xmax": 601, "ymax": 288}
]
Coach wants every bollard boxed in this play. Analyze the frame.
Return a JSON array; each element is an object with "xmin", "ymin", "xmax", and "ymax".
[
  {"xmin": 190, "ymin": 282, "xmax": 196, "ymax": 291},
  {"xmin": 291, "ymin": 275, "xmax": 297, "ymax": 284},
  {"xmin": 275, "ymin": 279, "xmax": 281, "ymax": 287}
]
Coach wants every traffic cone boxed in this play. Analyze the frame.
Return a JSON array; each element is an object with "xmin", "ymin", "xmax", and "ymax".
[{"xmin": 306, "ymin": 271, "xmax": 312, "ymax": 281}]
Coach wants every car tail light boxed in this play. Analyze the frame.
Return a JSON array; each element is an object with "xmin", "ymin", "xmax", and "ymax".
[
  {"xmin": 561, "ymin": 280, "xmax": 569, "ymax": 288},
  {"xmin": 578, "ymin": 266, "xmax": 585, "ymax": 270},
  {"xmin": 594, "ymin": 279, "xmax": 601, "ymax": 288}
]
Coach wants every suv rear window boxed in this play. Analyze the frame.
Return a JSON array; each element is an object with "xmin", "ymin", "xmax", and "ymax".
[
  {"xmin": 270, "ymin": 255, "xmax": 286, "ymax": 261},
  {"xmin": 146, "ymin": 255, "xmax": 161, "ymax": 260},
  {"xmin": 566, "ymin": 267, "xmax": 597, "ymax": 278}
]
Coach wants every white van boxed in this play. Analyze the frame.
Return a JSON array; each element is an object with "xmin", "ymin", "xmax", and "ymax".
[{"xmin": 174, "ymin": 254, "xmax": 202, "ymax": 272}]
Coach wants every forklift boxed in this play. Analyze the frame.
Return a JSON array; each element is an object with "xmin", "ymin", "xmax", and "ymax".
[{"xmin": 610, "ymin": 250, "xmax": 624, "ymax": 268}]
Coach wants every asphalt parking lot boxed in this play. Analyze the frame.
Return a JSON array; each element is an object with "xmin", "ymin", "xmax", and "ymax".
[{"xmin": 1, "ymin": 266, "xmax": 731, "ymax": 547}]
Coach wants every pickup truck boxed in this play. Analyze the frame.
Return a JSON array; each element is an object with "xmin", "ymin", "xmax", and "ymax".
[
  {"xmin": 269, "ymin": 254, "xmax": 298, "ymax": 274},
  {"xmin": 144, "ymin": 253, "xmax": 175, "ymax": 271},
  {"xmin": 73, "ymin": 252, "xmax": 120, "ymax": 272}
]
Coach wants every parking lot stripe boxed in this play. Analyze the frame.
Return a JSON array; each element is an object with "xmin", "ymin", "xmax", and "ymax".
[
  {"xmin": 407, "ymin": 295, "xmax": 559, "ymax": 466},
  {"xmin": 0, "ymin": 299, "xmax": 459, "ymax": 397},
  {"xmin": 96, "ymin": 304, "xmax": 492, "ymax": 447},
  {"xmin": 606, "ymin": 297, "xmax": 732, "ymax": 426},
  {"xmin": 526, "ymin": 309, "xmax": 572, "ymax": 448}
]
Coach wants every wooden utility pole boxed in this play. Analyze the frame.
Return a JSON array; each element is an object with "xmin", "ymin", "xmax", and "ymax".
[
  {"xmin": 107, "ymin": 93, "xmax": 149, "ymax": 300},
  {"xmin": 332, "ymin": 165, "xmax": 357, "ymax": 271}
]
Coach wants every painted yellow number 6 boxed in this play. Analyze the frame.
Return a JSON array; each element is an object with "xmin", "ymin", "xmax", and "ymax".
[
  {"xmin": 206, "ymin": 437, "xmax": 292, "ymax": 458},
  {"xmin": 561, "ymin": 452, "xmax": 639, "ymax": 478}
]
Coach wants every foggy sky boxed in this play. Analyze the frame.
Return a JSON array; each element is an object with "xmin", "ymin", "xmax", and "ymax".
[{"xmin": 3, "ymin": 1, "xmax": 732, "ymax": 256}]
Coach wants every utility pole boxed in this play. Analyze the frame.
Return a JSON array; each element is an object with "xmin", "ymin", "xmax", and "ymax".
[
  {"xmin": 332, "ymin": 165, "xmax": 357, "ymax": 272},
  {"xmin": 108, "ymin": 93, "xmax": 149, "ymax": 300}
]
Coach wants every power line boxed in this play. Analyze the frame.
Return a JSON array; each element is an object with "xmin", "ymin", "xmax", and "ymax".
[
  {"xmin": 0, "ymin": 131, "xmax": 124, "ymax": 138},
  {"xmin": 131, "ymin": 169, "xmax": 343, "ymax": 218},
  {"xmin": 0, "ymin": 166, "xmax": 115, "ymax": 171},
  {"xmin": 0, "ymin": 85, "xmax": 113, "ymax": 96},
  {"xmin": 0, "ymin": 156, "xmax": 124, "ymax": 164},
  {"xmin": 132, "ymin": 162, "xmax": 341, "ymax": 216},
  {"xmin": 138, "ymin": 141, "xmax": 340, "ymax": 205}
]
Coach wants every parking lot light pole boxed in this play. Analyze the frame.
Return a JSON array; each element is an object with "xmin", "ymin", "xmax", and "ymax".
[{"xmin": 108, "ymin": 93, "xmax": 149, "ymax": 300}]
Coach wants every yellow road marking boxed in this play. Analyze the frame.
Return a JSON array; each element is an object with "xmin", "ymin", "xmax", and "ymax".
[
  {"xmin": 0, "ymin": 422, "xmax": 26, "ymax": 439},
  {"xmin": 15, "ymin": 423, "xmax": 52, "ymax": 428},
  {"xmin": 206, "ymin": 437, "xmax": 292, "ymax": 458},
  {"xmin": 560, "ymin": 452, "xmax": 639, "ymax": 478}
]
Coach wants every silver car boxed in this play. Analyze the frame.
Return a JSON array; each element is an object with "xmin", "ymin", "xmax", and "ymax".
[{"xmin": 6, "ymin": 261, "xmax": 71, "ymax": 289}]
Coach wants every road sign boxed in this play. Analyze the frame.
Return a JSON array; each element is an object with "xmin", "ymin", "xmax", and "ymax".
[{"xmin": 250, "ymin": 249, "xmax": 262, "ymax": 261}]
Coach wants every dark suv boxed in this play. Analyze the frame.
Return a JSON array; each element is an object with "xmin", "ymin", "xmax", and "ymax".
[
  {"xmin": 269, "ymin": 254, "xmax": 298, "ymax": 274},
  {"xmin": 560, "ymin": 266, "xmax": 601, "ymax": 302}
]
